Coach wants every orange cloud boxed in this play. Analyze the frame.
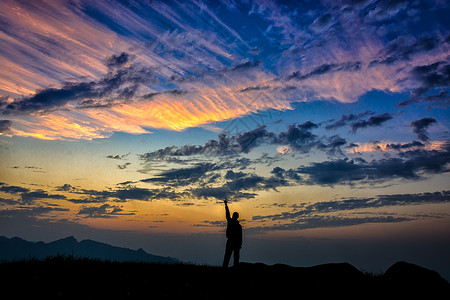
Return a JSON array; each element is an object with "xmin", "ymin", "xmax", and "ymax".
[{"xmin": 347, "ymin": 141, "xmax": 446, "ymax": 154}]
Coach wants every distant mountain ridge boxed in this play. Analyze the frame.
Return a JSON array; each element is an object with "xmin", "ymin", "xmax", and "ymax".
[{"xmin": 0, "ymin": 236, "xmax": 178, "ymax": 263}]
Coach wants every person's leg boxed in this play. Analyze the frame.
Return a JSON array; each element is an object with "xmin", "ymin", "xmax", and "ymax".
[
  {"xmin": 233, "ymin": 247, "xmax": 240, "ymax": 267},
  {"xmin": 222, "ymin": 240, "xmax": 232, "ymax": 268}
]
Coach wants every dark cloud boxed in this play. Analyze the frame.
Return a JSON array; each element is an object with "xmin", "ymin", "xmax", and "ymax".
[
  {"xmin": 422, "ymin": 90, "xmax": 450, "ymax": 107},
  {"xmin": 19, "ymin": 189, "xmax": 66, "ymax": 204},
  {"xmin": 62, "ymin": 184, "xmax": 160, "ymax": 203},
  {"xmin": 349, "ymin": 113, "xmax": 393, "ymax": 133},
  {"xmin": 106, "ymin": 152, "xmax": 130, "ymax": 160},
  {"xmin": 193, "ymin": 220, "xmax": 227, "ymax": 227},
  {"xmin": 0, "ymin": 182, "xmax": 66, "ymax": 204},
  {"xmin": 109, "ymin": 186, "xmax": 155, "ymax": 201},
  {"xmin": 190, "ymin": 186, "xmax": 257, "ymax": 201},
  {"xmin": 249, "ymin": 215, "xmax": 413, "ymax": 233},
  {"xmin": 253, "ymin": 190, "xmax": 450, "ymax": 221},
  {"xmin": 188, "ymin": 169, "xmax": 290, "ymax": 201},
  {"xmin": 77, "ymin": 203, "xmax": 134, "ymax": 218},
  {"xmin": 168, "ymin": 59, "xmax": 262, "ymax": 84},
  {"xmin": 369, "ymin": 36, "xmax": 440, "ymax": 67},
  {"xmin": 317, "ymin": 135, "xmax": 347, "ymax": 156},
  {"xmin": 140, "ymin": 121, "xmax": 348, "ymax": 162},
  {"xmin": 0, "ymin": 120, "xmax": 12, "ymax": 133},
  {"xmin": 296, "ymin": 142, "xmax": 450, "ymax": 185},
  {"xmin": 310, "ymin": 13, "xmax": 334, "ymax": 32},
  {"xmin": 399, "ymin": 61, "xmax": 450, "ymax": 106},
  {"xmin": 271, "ymin": 121, "xmax": 319, "ymax": 153},
  {"xmin": 140, "ymin": 127, "xmax": 276, "ymax": 160},
  {"xmin": 270, "ymin": 167, "xmax": 302, "ymax": 182},
  {"xmin": 105, "ymin": 52, "xmax": 131, "ymax": 68},
  {"xmin": 55, "ymin": 184, "xmax": 77, "ymax": 192},
  {"xmin": 362, "ymin": 0, "xmax": 417, "ymax": 23},
  {"xmin": 229, "ymin": 59, "xmax": 261, "ymax": 72},
  {"xmin": 0, "ymin": 53, "xmax": 157, "ymax": 115},
  {"xmin": 0, "ymin": 206, "xmax": 69, "ymax": 219},
  {"xmin": 237, "ymin": 85, "xmax": 270, "ymax": 93},
  {"xmin": 141, "ymin": 163, "xmax": 218, "ymax": 186},
  {"xmin": 386, "ymin": 140, "xmax": 424, "ymax": 151},
  {"xmin": 117, "ymin": 162, "xmax": 131, "ymax": 170},
  {"xmin": 75, "ymin": 99, "xmax": 117, "ymax": 109},
  {"xmin": 141, "ymin": 89, "xmax": 189, "ymax": 100},
  {"xmin": 287, "ymin": 61, "xmax": 361, "ymax": 81},
  {"xmin": 411, "ymin": 61, "xmax": 450, "ymax": 94},
  {"xmin": 325, "ymin": 111, "xmax": 374, "ymax": 130},
  {"xmin": 410, "ymin": 117, "xmax": 437, "ymax": 141},
  {"xmin": 236, "ymin": 126, "xmax": 277, "ymax": 153},
  {"xmin": 0, "ymin": 182, "xmax": 29, "ymax": 194},
  {"xmin": 223, "ymin": 170, "xmax": 288, "ymax": 192}
]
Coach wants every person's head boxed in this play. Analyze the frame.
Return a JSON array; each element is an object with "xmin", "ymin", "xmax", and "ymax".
[{"xmin": 232, "ymin": 212, "xmax": 239, "ymax": 220}]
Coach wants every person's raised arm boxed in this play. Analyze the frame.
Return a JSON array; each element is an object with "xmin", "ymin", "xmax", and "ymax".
[{"xmin": 224, "ymin": 200, "xmax": 231, "ymax": 221}]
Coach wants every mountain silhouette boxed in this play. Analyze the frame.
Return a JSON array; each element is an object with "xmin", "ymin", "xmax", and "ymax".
[
  {"xmin": 0, "ymin": 236, "xmax": 178, "ymax": 263},
  {"xmin": 382, "ymin": 261, "xmax": 449, "ymax": 293}
]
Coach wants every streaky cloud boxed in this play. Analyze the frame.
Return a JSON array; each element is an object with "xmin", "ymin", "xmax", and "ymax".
[
  {"xmin": 0, "ymin": 0, "xmax": 448, "ymax": 139},
  {"xmin": 253, "ymin": 190, "xmax": 450, "ymax": 221}
]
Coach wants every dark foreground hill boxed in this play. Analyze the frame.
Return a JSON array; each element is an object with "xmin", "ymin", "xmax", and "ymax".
[
  {"xmin": 0, "ymin": 236, "xmax": 177, "ymax": 263},
  {"xmin": 0, "ymin": 256, "xmax": 448, "ymax": 299}
]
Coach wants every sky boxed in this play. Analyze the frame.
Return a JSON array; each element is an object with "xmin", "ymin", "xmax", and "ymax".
[{"xmin": 1, "ymin": 0, "xmax": 450, "ymax": 278}]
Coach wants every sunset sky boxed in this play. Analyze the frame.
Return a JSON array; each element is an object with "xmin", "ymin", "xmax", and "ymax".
[{"xmin": 1, "ymin": 0, "xmax": 449, "ymax": 278}]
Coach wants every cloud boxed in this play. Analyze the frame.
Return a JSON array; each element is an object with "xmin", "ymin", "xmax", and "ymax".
[
  {"xmin": 253, "ymin": 190, "xmax": 450, "ymax": 221},
  {"xmin": 349, "ymin": 113, "xmax": 393, "ymax": 133},
  {"xmin": 0, "ymin": 0, "xmax": 448, "ymax": 140},
  {"xmin": 0, "ymin": 182, "xmax": 66, "ymax": 204},
  {"xmin": 0, "ymin": 206, "xmax": 69, "ymax": 219},
  {"xmin": 411, "ymin": 117, "xmax": 437, "ymax": 141},
  {"xmin": 61, "ymin": 184, "xmax": 163, "ymax": 203},
  {"xmin": 77, "ymin": 203, "xmax": 134, "ymax": 218},
  {"xmin": 0, "ymin": 54, "xmax": 157, "ymax": 115},
  {"xmin": 386, "ymin": 140, "xmax": 425, "ymax": 151},
  {"xmin": 296, "ymin": 142, "xmax": 450, "ymax": 185},
  {"xmin": 324, "ymin": 111, "xmax": 374, "ymax": 130},
  {"xmin": 137, "ymin": 161, "xmax": 293, "ymax": 201},
  {"xmin": 105, "ymin": 52, "xmax": 131, "ymax": 69},
  {"xmin": 106, "ymin": 153, "xmax": 130, "ymax": 160},
  {"xmin": 0, "ymin": 120, "xmax": 12, "ymax": 133},
  {"xmin": 140, "ymin": 127, "xmax": 277, "ymax": 160},
  {"xmin": 0, "ymin": 182, "xmax": 30, "ymax": 195},
  {"xmin": 190, "ymin": 186, "xmax": 256, "ymax": 201},
  {"xmin": 369, "ymin": 36, "xmax": 440, "ymax": 66},
  {"xmin": 117, "ymin": 163, "xmax": 131, "ymax": 170},
  {"xmin": 19, "ymin": 190, "xmax": 66, "ymax": 204},
  {"xmin": 141, "ymin": 163, "xmax": 219, "ymax": 186},
  {"xmin": 249, "ymin": 215, "xmax": 413, "ymax": 233},
  {"xmin": 55, "ymin": 184, "xmax": 77, "ymax": 192},
  {"xmin": 287, "ymin": 61, "xmax": 362, "ymax": 81},
  {"xmin": 223, "ymin": 170, "xmax": 288, "ymax": 192},
  {"xmin": 270, "ymin": 167, "xmax": 302, "ymax": 182},
  {"xmin": 105, "ymin": 152, "xmax": 132, "ymax": 169},
  {"xmin": 249, "ymin": 188, "xmax": 450, "ymax": 231},
  {"xmin": 399, "ymin": 61, "xmax": 450, "ymax": 106},
  {"xmin": 188, "ymin": 170, "xmax": 289, "ymax": 201},
  {"xmin": 309, "ymin": 13, "xmax": 334, "ymax": 32},
  {"xmin": 346, "ymin": 140, "xmax": 445, "ymax": 153},
  {"xmin": 141, "ymin": 122, "xmax": 325, "ymax": 161}
]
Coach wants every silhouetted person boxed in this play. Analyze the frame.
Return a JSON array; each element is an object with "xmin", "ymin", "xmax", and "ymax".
[{"xmin": 222, "ymin": 200, "xmax": 242, "ymax": 268}]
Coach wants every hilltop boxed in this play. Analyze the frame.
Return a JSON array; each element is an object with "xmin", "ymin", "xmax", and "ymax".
[
  {"xmin": 0, "ymin": 256, "xmax": 448, "ymax": 299},
  {"xmin": 0, "ymin": 236, "xmax": 177, "ymax": 263}
]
